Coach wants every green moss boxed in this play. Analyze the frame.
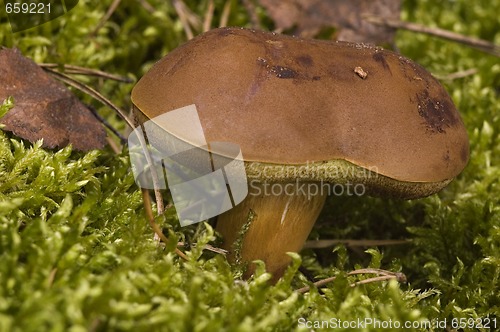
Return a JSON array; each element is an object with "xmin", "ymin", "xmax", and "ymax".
[
  {"xmin": 232, "ymin": 209, "xmax": 254, "ymax": 267},
  {"xmin": 0, "ymin": 97, "xmax": 14, "ymax": 120},
  {"xmin": 0, "ymin": 0, "xmax": 499, "ymax": 331}
]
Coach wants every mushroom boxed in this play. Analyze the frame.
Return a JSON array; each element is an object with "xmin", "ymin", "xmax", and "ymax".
[{"xmin": 131, "ymin": 27, "xmax": 469, "ymax": 281}]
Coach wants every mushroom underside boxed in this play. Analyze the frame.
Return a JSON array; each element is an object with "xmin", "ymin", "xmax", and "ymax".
[{"xmin": 216, "ymin": 160, "xmax": 453, "ymax": 281}]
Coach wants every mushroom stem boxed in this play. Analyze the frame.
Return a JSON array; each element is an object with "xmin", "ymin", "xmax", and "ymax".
[{"xmin": 216, "ymin": 181, "xmax": 327, "ymax": 282}]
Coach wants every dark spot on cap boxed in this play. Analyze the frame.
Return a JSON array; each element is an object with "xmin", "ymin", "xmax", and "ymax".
[
  {"xmin": 415, "ymin": 90, "xmax": 459, "ymax": 134},
  {"xmin": 443, "ymin": 150, "xmax": 450, "ymax": 162},
  {"xmin": 312, "ymin": 76, "xmax": 321, "ymax": 81},
  {"xmin": 271, "ymin": 65, "xmax": 298, "ymax": 79},
  {"xmin": 460, "ymin": 143, "xmax": 469, "ymax": 163},
  {"xmin": 257, "ymin": 58, "xmax": 299, "ymax": 80},
  {"xmin": 295, "ymin": 55, "xmax": 313, "ymax": 67},
  {"xmin": 373, "ymin": 52, "xmax": 391, "ymax": 74}
]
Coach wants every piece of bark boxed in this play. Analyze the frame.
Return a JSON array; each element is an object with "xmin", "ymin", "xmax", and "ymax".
[{"xmin": 0, "ymin": 47, "xmax": 106, "ymax": 151}]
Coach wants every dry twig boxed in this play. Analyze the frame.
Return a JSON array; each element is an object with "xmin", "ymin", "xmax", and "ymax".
[
  {"xmin": 304, "ymin": 239, "xmax": 409, "ymax": 249},
  {"xmin": 364, "ymin": 15, "xmax": 500, "ymax": 57},
  {"xmin": 242, "ymin": 0, "xmax": 261, "ymax": 29},
  {"xmin": 219, "ymin": 0, "xmax": 231, "ymax": 28},
  {"xmin": 92, "ymin": 0, "xmax": 122, "ymax": 36},
  {"xmin": 297, "ymin": 268, "xmax": 406, "ymax": 294},
  {"xmin": 203, "ymin": 0, "xmax": 215, "ymax": 32},
  {"xmin": 84, "ymin": 103, "xmax": 127, "ymax": 143},
  {"xmin": 142, "ymin": 189, "xmax": 189, "ymax": 260},
  {"xmin": 435, "ymin": 68, "xmax": 478, "ymax": 81},
  {"xmin": 40, "ymin": 63, "xmax": 132, "ymax": 83},
  {"xmin": 138, "ymin": 0, "xmax": 155, "ymax": 14},
  {"xmin": 173, "ymin": 0, "xmax": 202, "ymax": 40}
]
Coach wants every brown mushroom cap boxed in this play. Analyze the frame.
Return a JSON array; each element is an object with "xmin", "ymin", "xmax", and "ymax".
[{"xmin": 132, "ymin": 27, "xmax": 469, "ymax": 197}]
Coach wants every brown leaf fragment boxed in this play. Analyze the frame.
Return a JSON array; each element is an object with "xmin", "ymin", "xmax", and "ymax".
[
  {"xmin": 0, "ymin": 47, "xmax": 107, "ymax": 151},
  {"xmin": 258, "ymin": 0, "xmax": 401, "ymax": 44}
]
